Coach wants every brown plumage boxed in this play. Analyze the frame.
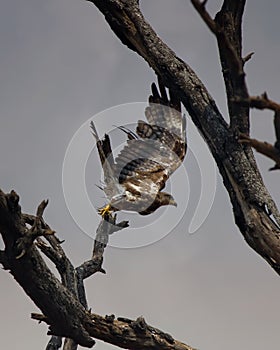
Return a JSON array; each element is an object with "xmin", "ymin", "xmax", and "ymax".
[{"xmin": 91, "ymin": 78, "xmax": 187, "ymax": 216}]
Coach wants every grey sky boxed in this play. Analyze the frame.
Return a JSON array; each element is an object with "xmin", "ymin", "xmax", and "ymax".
[{"xmin": 1, "ymin": 1, "xmax": 280, "ymax": 349}]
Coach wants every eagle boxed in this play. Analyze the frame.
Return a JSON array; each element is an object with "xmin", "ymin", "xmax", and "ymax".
[{"xmin": 91, "ymin": 79, "xmax": 187, "ymax": 217}]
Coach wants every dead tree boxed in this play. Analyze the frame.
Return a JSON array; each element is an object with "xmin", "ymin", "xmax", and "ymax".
[
  {"xmin": 0, "ymin": 1, "xmax": 280, "ymax": 349},
  {"xmin": 88, "ymin": 0, "xmax": 280, "ymax": 272}
]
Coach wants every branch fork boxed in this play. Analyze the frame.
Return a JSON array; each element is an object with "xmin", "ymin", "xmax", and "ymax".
[{"xmin": 16, "ymin": 200, "xmax": 55, "ymax": 259}]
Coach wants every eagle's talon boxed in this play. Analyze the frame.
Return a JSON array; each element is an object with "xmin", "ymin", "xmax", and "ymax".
[{"xmin": 98, "ymin": 204, "xmax": 112, "ymax": 218}]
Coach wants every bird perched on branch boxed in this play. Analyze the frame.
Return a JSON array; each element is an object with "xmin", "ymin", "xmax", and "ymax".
[{"xmin": 91, "ymin": 78, "xmax": 187, "ymax": 217}]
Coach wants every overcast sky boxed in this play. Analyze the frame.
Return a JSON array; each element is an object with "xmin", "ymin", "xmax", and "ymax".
[{"xmin": 1, "ymin": 1, "xmax": 280, "ymax": 349}]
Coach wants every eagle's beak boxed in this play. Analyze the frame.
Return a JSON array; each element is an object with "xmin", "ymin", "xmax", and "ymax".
[{"xmin": 170, "ymin": 198, "xmax": 177, "ymax": 207}]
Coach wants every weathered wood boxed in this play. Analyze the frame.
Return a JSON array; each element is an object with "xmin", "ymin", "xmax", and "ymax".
[
  {"xmin": 32, "ymin": 312, "xmax": 196, "ymax": 350},
  {"xmin": 0, "ymin": 189, "xmax": 94, "ymax": 347},
  {"xmin": 88, "ymin": 0, "xmax": 280, "ymax": 274},
  {"xmin": 1, "ymin": 1, "xmax": 280, "ymax": 349},
  {"xmin": 1, "ymin": 189, "xmax": 193, "ymax": 349}
]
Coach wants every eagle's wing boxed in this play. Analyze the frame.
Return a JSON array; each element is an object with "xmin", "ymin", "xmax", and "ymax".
[
  {"xmin": 90, "ymin": 121, "xmax": 124, "ymax": 198},
  {"xmin": 114, "ymin": 80, "xmax": 187, "ymax": 193},
  {"xmin": 115, "ymin": 139, "xmax": 173, "ymax": 191},
  {"xmin": 138, "ymin": 79, "xmax": 186, "ymax": 165},
  {"xmin": 90, "ymin": 121, "xmax": 114, "ymax": 173},
  {"xmin": 145, "ymin": 79, "xmax": 186, "ymax": 144}
]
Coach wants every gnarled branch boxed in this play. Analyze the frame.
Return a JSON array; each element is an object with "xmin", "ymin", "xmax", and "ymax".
[
  {"xmin": 236, "ymin": 93, "xmax": 280, "ymax": 168},
  {"xmin": 88, "ymin": 0, "xmax": 280, "ymax": 275},
  {"xmin": 1, "ymin": 189, "xmax": 193, "ymax": 350},
  {"xmin": 192, "ymin": 0, "xmax": 249, "ymax": 133},
  {"xmin": 239, "ymin": 134, "xmax": 280, "ymax": 170},
  {"xmin": 32, "ymin": 312, "xmax": 195, "ymax": 350}
]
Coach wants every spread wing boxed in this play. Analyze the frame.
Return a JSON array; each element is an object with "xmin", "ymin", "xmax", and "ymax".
[
  {"xmin": 115, "ymin": 139, "xmax": 173, "ymax": 191},
  {"xmin": 145, "ymin": 80, "xmax": 185, "ymax": 142},
  {"xmin": 90, "ymin": 121, "xmax": 124, "ymax": 198},
  {"xmin": 114, "ymin": 79, "xmax": 187, "ymax": 193}
]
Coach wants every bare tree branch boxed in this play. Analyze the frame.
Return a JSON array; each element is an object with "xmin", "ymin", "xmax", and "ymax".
[
  {"xmin": 215, "ymin": 0, "xmax": 249, "ymax": 133},
  {"xmin": 235, "ymin": 92, "xmax": 280, "ymax": 112},
  {"xmin": 23, "ymin": 206, "xmax": 80, "ymax": 349},
  {"xmin": 0, "ymin": 189, "xmax": 95, "ymax": 348},
  {"xmin": 190, "ymin": 0, "xmax": 218, "ymax": 34},
  {"xmin": 239, "ymin": 133, "xmax": 280, "ymax": 170},
  {"xmin": 15, "ymin": 200, "xmax": 55, "ymax": 259},
  {"xmin": 191, "ymin": 0, "xmax": 249, "ymax": 133},
  {"xmin": 1, "ymin": 2, "xmax": 280, "ymax": 349},
  {"xmin": 32, "ymin": 312, "xmax": 196, "ymax": 350},
  {"xmin": 88, "ymin": 0, "xmax": 280, "ymax": 275},
  {"xmin": 75, "ymin": 214, "xmax": 129, "ymax": 312},
  {"xmin": 242, "ymin": 51, "xmax": 254, "ymax": 64},
  {"xmin": 77, "ymin": 214, "xmax": 129, "ymax": 279},
  {"xmin": 1, "ymin": 189, "xmax": 194, "ymax": 350},
  {"xmin": 235, "ymin": 94, "xmax": 280, "ymax": 168}
]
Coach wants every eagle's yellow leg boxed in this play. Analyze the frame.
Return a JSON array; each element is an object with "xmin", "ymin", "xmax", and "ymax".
[{"xmin": 98, "ymin": 204, "xmax": 112, "ymax": 217}]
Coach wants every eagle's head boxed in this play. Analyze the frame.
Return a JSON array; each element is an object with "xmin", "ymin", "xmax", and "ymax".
[
  {"xmin": 157, "ymin": 192, "xmax": 177, "ymax": 207},
  {"xmin": 139, "ymin": 192, "xmax": 177, "ymax": 215}
]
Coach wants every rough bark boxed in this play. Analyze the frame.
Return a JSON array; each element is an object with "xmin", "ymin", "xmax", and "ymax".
[
  {"xmin": 1, "ymin": 1, "xmax": 280, "ymax": 349},
  {"xmin": 0, "ymin": 191, "xmax": 95, "ymax": 348},
  {"xmin": 0, "ymin": 189, "xmax": 194, "ymax": 349}
]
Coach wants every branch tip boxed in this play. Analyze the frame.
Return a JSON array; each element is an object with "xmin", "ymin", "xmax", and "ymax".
[
  {"xmin": 262, "ymin": 91, "xmax": 268, "ymax": 100},
  {"xmin": 191, "ymin": 0, "xmax": 217, "ymax": 34},
  {"xmin": 243, "ymin": 52, "xmax": 254, "ymax": 64},
  {"xmin": 31, "ymin": 312, "xmax": 49, "ymax": 323},
  {"xmin": 36, "ymin": 199, "xmax": 49, "ymax": 218}
]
